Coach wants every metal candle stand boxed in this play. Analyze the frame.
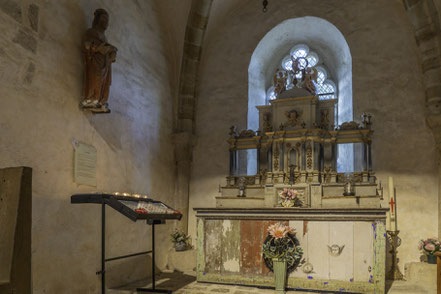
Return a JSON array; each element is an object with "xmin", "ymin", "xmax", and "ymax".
[
  {"xmin": 71, "ymin": 194, "xmax": 182, "ymax": 294},
  {"xmin": 386, "ymin": 230, "xmax": 404, "ymax": 280}
]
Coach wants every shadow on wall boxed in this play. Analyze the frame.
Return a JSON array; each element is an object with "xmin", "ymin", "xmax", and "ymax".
[{"xmin": 86, "ymin": 113, "xmax": 124, "ymax": 151}]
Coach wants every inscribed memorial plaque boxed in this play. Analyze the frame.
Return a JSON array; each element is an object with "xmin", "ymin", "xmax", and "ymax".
[{"xmin": 74, "ymin": 141, "xmax": 97, "ymax": 186}]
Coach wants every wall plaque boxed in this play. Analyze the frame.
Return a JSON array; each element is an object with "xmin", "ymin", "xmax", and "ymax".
[{"xmin": 73, "ymin": 141, "xmax": 97, "ymax": 187}]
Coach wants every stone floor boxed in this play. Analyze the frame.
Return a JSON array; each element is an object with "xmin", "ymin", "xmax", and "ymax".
[{"xmin": 108, "ymin": 271, "xmax": 437, "ymax": 294}]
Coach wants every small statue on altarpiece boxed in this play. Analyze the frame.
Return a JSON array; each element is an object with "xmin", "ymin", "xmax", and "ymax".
[
  {"xmin": 81, "ymin": 9, "xmax": 117, "ymax": 113},
  {"xmin": 237, "ymin": 177, "xmax": 246, "ymax": 197}
]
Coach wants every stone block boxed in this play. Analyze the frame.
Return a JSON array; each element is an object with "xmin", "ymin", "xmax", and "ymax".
[
  {"xmin": 12, "ymin": 29, "xmax": 37, "ymax": 53},
  {"xmin": 310, "ymin": 184, "xmax": 321, "ymax": 207},
  {"xmin": 0, "ymin": 0, "xmax": 22, "ymax": 23},
  {"xmin": 167, "ymin": 249, "xmax": 197, "ymax": 273},
  {"xmin": 215, "ymin": 196, "xmax": 265, "ymax": 208},
  {"xmin": 404, "ymin": 261, "xmax": 437, "ymax": 287}
]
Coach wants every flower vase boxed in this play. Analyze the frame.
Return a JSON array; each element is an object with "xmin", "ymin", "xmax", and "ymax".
[
  {"xmin": 175, "ymin": 241, "xmax": 187, "ymax": 252},
  {"xmin": 427, "ymin": 254, "xmax": 437, "ymax": 264},
  {"xmin": 273, "ymin": 258, "xmax": 287, "ymax": 294}
]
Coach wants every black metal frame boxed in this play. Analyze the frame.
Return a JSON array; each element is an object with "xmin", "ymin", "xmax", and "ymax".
[{"xmin": 71, "ymin": 194, "xmax": 181, "ymax": 294}]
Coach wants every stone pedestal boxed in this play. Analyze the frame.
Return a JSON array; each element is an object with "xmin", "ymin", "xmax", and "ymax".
[
  {"xmin": 404, "ymin": 262, "xmax": 436, "ymax": 288},
  {"xmin": 166, "ymin": 249, "xmax": 197, "ymax": 274}
]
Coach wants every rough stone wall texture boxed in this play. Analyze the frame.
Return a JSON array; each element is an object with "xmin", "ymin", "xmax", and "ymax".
[
  {"xmin": 188, "ymin": 0, "xmax": 438, "ymax": 274},
  {"xmin": 0, "ymin": 0, "xmax": 189, "ymax": 292}
]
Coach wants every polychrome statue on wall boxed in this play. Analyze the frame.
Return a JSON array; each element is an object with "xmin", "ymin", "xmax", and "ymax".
[{"xmin": 81, "ymin": 8, "xmax": 117, "ymax": 113}]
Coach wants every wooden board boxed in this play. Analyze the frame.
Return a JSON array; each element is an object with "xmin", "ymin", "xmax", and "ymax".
[
  {"xmin": 240, "ymin": 220, "xmax": 264, "ymax": 274},
  {"xmin": 329, "ymin": 221, "xmax": 354, "ymax": 281},
  {"xmin": 307, "ymin": 221, "xmax": 330, "ymax": 279},
  {"xmin": 220, "ymin": 220, "xmax": 241, "ymax": 273},
  {"xmin": 354, "ymin": 222, "xmax": 374, "ymax": 282},
  {"xmin": 0, "ymin": 167, "xmax": 32, "ymax": 294},
  {"xmin": 288, "ymin": 220, "xmax": 306, "ymax": 278},
  {"xmin": 0, "ymin": 168, "xmax": 21, "ymax": 284},
  {"xmin": 204, "ymin": 220, "xmax": 223, "ymax": 273}
]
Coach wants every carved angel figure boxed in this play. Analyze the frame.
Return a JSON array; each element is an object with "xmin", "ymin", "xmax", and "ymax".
[
  {"xmin": 284, "ymin": 110, "xmax": 302, "ymax": 127},
  {"xmin": 273, "ymin": 71, "xmax": 288, "ymax": 95},
  {"xmin": 303, "ymin": 67, "xmax": 318, "ymax": 95},
  {"xmin": 327, "ymin": 244, "xmax": 345, "ymax": 257},
  {"xmin": 81, "ymin": 9, "xmax": 118, "ymax": 113}
]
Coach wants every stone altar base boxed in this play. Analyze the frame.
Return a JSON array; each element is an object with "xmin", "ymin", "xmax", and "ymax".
[{"xmin": 195, "ymin": 207, "xmax": 387, "ymax": 294}]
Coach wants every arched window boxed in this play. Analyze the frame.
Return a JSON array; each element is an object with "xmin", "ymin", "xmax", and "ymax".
[
  {"xmin": 266, "ymin": 44, "xmax": 337, "ymax": 103},
  {"xmin": 248, "ymin": 17, "xmax": 355, "ymax": 173}
]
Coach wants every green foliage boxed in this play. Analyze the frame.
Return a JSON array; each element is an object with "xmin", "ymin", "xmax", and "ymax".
[
  {"xmin": 262, "ymin": 233, "xmax": 303, "ymax": 268},
  {"xmin": 170, "ymin": 230, "xmax": 191, "ymax": 246}
]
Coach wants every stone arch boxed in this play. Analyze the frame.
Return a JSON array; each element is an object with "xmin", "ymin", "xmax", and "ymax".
[
  {"xmin": 403, "ymin": 0, "xmax": 441, "ymax": 145},
  {"xmin": 402, "ymin": 0, "xmax": 441, "ymax": 236},
  {"xmin": 248, "ymin": 16, "xmax": 353, "ymax": 131},
  {"xmin": 176, "ymin": 0, "xmax": 213, "ymax": 133}
]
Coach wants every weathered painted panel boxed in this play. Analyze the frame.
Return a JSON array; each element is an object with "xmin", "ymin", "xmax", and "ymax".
[
  {"xmin": 329, "ymin": 222, "xmax": 354, "ymax": 281},
  {"xmin": 261, "ymin": 220, "xmax": 282, "ymax": 275},
  {"xmin": 373, "ymin": 221, "xmax": 386, "ymax": 293},
  {"xmin": 240, "ymin": 220, "xmax": 264, "ymax": 274},
  {"xmin": 220, "ymin": 220, "xmax": 241, "ymax": 273},
  {"xmin": 288, "ymin": 220, "xmax": 306, "ymax": 278},
  {"xmin": 196, "ymin": 218, "xmax": 205, "ymax": 279},
  {"xmin": 354, "ymin": 222, "xmax": 374, "ymax": 282},
  {"xmin": 204, "ymin": 219, "xmax": 223, "ymax": 273},
  {"xmin": 307, "ymin": 222, "xmax": 330, "ymax": 280},
  {"xmin": 197, "ymin": 216, "xmax": 385, "ymax": 293}
]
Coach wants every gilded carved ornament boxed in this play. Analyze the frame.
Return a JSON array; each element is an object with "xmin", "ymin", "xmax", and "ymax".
[
  {"xmin": 306, "ymin": 142, "xmax": 313, "ymax": 169},
  {"xmin": 284, "ymin": 110, "xmax": 303, "ymax": 128},
  {"xmin": 263, "ymin": 112, "xmax": 272, "ymax": 132},
  {"xmin": 273, "ymin": 143, "xmax": 280, "ymax": 170},
  {"xmin": 320, "ymin": 109, "xmax": 330, "ymax": 129},
  {"xmin": 338, "ymin": 121, "xmax": 360, "ymax": 130},
  {"xmin": 238, "ymin": 129, "xmax": 256, "ymax": 138}
]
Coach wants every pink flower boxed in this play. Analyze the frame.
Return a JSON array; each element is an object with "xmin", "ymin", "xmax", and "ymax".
[
  {"xmin": 280, "ymin": 189, "xmax": 300, "ymax": 200},
  {"xmin": 268, "ymin": 223, "xmax": 295, "ymax": 239},
  {"xmin": 287, "ymin": 189, "xmax": 298, "ymax": 200},
  {"xmin": 425, "ymin": 243, "xmax": 436, "ymax": 251}
]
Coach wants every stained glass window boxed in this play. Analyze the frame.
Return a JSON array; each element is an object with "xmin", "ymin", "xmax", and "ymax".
[{"xmin": 266, "ymin": 44, "xmax": 337, "ymax": 102}]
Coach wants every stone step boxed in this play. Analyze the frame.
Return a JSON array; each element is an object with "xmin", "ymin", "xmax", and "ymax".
[
  {"xmin": 387, "ymin": 281, "xmax": 436, "ymax": 294},
  {"xmin": 404, "ymin": 261, "xmax": 437, "ymax": 285}
]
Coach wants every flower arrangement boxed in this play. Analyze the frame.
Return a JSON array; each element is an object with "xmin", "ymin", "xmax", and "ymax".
[
  {"xmin": 262, "ymin": 223, "xmax": 303, "ymax": 271},
  {"xmin": 279, "ymin": 188, "xmax": 303, "ymax": 207},
  {"xmin": 170, "ymin": 230, "xmax": 191, "ymax": 251},
  {"xmin": 419, "ymin": 237, "xmax": 440, "ymax": 255}
]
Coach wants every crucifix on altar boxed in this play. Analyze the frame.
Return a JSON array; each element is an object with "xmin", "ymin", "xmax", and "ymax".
[
  {"xmin": 386, "ymin": 176, "xmax": 404, "ymax": 280},
  {"xmin": 389, "ymin": 194, "xmax": 396, "ymax": 231}
]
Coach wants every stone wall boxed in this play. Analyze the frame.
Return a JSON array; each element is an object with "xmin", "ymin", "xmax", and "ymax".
[
  {"xmin": 0, "ymin": 0, "xmax": 189, "ymax": 292},
  {"xmin": 188, "ymin": 0, "xmax": 439, "ymax": 274}
]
